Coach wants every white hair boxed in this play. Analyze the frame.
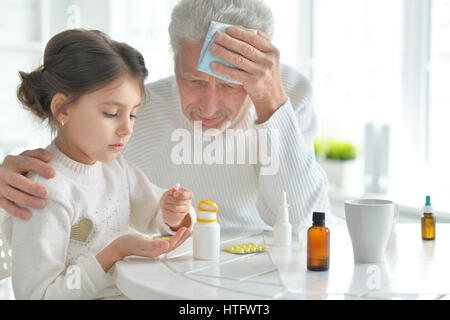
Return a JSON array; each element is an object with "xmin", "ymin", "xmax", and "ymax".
[{"xmin": 168, "ymin": 0, "xmax": 275, "ymax": 58}]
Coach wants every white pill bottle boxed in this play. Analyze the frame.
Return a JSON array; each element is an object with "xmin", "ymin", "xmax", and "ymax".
[{"xmin": 193, "ymin": 200, "xmax": 220, "ymax": 260}]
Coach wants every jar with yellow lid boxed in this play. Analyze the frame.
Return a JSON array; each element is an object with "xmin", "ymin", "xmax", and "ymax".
[{"xmin": 193, "ymin": 200, "xmax": 220, "ymax": 260}]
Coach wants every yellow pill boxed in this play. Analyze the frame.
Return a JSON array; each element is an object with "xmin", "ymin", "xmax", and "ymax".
[
  {"xmin": 225, "ymin": 243, "xmax": 267, "ymax": 254},
  {"xmin": 153, "ymin": 236, "xmax": 171, "ymax": 241}
]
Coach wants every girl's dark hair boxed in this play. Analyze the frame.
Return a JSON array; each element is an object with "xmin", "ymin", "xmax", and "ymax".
[{"xmin": 17, "ymin": 29, "xmax": 148, "ymax": 129}]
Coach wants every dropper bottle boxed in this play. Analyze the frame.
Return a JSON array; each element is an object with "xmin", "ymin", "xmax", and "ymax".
[
  {"xmin": 421, "ymin": 195, "xmax": 436, "ymax": 240},
  {"xmin": 307, "ymin": 212, "xmax": 330, "ymax": 271},
  {"xmin": 273, "ymin": 191, "xmax": 292, "ymax": 246}
]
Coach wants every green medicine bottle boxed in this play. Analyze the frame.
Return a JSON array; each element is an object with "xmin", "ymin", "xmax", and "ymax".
[{"xmin": 421, "ymin": 195, "xmax": 436, "ymax": 240}]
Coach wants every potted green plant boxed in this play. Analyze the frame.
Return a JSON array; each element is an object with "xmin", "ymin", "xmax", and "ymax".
[{"xmin": 315, "ymin": 138, "xmax": 359, "ymax": 189}]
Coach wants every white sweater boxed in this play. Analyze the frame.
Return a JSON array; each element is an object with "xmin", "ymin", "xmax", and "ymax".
[
  {"xmin": 124, "ymin": 64, "xmax": 332, "ymax": 233},
  {"xmin": 1, "ymin": 142, "xmax": 196, "ymax": 300}
]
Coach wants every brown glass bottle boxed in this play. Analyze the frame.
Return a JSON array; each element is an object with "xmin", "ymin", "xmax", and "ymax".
[
  {"xmin": 422, "ymin": 213, "xmax": 435, "ymax": 240},
  {"xmin": 421, "ymin": 196, "xmax": 435, "ymax": 241},
  {"xmin": 307, "ymin": 212, "xmax": 330, "ymax": 271}
]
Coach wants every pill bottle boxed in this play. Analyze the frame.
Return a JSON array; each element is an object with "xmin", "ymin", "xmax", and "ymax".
[{"xmin": 193, "ymin": 200, "xmax": 220, "ymax": 260}]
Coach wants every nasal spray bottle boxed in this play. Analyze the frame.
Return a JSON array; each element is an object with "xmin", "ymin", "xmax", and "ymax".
[
  {"xmin": 193, "ymin": 200, "xmax": 220, "ymax": 260},
  {"xmin": 273, "ymin": 191, "xmax": 292, "ymax": 246}
]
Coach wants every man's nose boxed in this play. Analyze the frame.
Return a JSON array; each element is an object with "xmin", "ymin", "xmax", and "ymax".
[{"xmin": 200, "ymin": 86, "xmax": 219, "ymax": 118}]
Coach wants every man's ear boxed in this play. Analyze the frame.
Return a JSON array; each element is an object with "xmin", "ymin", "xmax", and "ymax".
[{"xmin": 50, "ymin": 93, "xmax": 70, "ymax": 124}]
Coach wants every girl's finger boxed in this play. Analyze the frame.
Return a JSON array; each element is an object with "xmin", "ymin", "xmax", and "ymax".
[
  {"xmin": 164, "ymin": 203, "xmax": 191, "ymax": 213},
  {"xmin": 168, "ymin": 227, "xmax": 189, "ymax": 249},
  {"xmin": 163, "ymin": 197, "xmax": 192, "ymax": 206},
  {"xmin": 173, "ymin": 188, "xmax": 194, "ymax": 200},
  {"xmin": 171, "ymin": 232, "xmax": 190, "ymax": 252},
  {"xmin": 141, "ymin": 239, "xmax": 170, "ymax": 258}
]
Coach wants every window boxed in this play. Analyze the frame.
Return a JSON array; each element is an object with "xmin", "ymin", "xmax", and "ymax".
[
  {"xmin": 311, "ymin": 0, "xmax": 450, "ymax": 211},
  {"xmin": 109, "ymin": 0, "xmax": 178, "ymax": 83},
  {"xmin": 312, "ymin": 0, "xmax": 403, "ymax": 143},
  {"xmin": 429, "ymin": 0, "xmax": 450, "ymax": 167}
]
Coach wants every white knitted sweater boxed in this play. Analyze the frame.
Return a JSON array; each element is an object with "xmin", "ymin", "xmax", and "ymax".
[
  {"xmin": 2, "ymin": 142, "xmax": 195, "ymax": 299},
  {"xmin": 124, "ymin": 64, "xmax": 331, "ymax": 233}
]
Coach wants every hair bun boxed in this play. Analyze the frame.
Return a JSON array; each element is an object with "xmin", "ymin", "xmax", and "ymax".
[{"xmin": 17, "ymin": 69, "xmax": 51, "ymax": 120}]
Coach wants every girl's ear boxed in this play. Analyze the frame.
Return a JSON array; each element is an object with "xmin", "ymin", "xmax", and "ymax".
[{"xmin": 50, "ymin": 93, "xmax": 70, "ymax": 125}]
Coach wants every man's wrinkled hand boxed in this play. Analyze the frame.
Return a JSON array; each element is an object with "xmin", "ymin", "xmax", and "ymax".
[
  {"xmin": 210, "ymin": 27, "xmax": 287, "ymax": 123},
  {"xmin": 0, "ymin": 149, "xmax": 55, "ymax": 220}
]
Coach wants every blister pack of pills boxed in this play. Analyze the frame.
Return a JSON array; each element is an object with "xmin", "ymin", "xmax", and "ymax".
[{"xmin": 224, "ymin": 242, "xmax": 267, "ymax": 254}]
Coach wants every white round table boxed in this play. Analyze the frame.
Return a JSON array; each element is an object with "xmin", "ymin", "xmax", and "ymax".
[{"xmin": 115, "ymin": 223, "xmax": 450, "ymax": 300}]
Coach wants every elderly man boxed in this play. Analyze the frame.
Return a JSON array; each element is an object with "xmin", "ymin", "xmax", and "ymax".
[{"xmin": 0, "ymin": 0, "xmax": 330, "ymax": 233}]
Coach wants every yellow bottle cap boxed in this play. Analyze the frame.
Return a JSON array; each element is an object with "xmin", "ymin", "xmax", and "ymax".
[{"xmin": 198, "ymin": 200, "xmax": 218, "ymax": 213}]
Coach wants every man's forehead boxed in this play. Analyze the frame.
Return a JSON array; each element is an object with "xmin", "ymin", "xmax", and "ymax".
[
  {"xmin": 180, "ymin": 68, "xmax": 242, "ymax": 86},
  {"xmin": 181, "ymin": 71, "xmax": 205, "ymax": 80},
  {"xmin": 177, "ymin": 39, "xmax": 243, "ymax": 85},
  {"xmin": 177, "ymin": 43, "xmax": 203, "ymax": 72},
  {"xmin": 178, "ymin": 39, "xmax": 203, "ymax": 61}
]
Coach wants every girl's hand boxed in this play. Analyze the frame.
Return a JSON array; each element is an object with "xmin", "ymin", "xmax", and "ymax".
[
  {"xmin": 116, "ymin": 227, "xmax": 190, "ymax": 258},
  {"xmin": 97, "ymin": 227, "xmax": 191, "ymax": 272},
  {"xmin": 160, "ymin": 188, "xmax": 194, "ymax": 231}
]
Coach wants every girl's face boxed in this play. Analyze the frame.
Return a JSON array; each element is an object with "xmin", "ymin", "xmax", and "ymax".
[{"xmin": 56, "ymin": 75, "xmax": 142, "ymax": 164}]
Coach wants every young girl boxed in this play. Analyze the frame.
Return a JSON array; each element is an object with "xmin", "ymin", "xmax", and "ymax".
[{"xmin": 1, "ymin": 29, "xmax": 196, "ymax": 299}]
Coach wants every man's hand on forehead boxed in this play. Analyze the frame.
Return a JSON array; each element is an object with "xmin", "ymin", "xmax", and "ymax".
[{"xmin": 210, "ymin": 26, "xmax": 287, "ymax": 124}]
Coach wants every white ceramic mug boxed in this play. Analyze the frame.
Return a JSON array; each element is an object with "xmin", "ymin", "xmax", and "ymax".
[{"xmin": 344, "ymin": 199, "xmax": 399, "ymax": 263}]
